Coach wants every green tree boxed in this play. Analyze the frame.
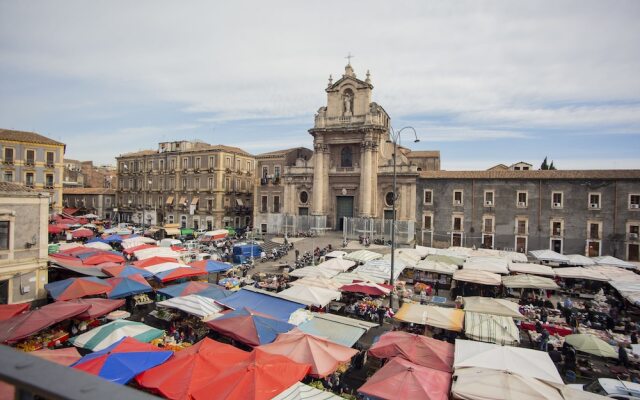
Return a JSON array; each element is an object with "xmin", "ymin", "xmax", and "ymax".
[
  {"xmin": 540, "ymin": 157, "xmax": 549, "ymax": 170},
  {"xmin": 549, "ymin": 161, "xmax": 556, "ymax": 170}
]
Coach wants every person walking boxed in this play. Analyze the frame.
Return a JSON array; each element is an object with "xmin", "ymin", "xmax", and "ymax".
[{"xmin": 377, "ymin": 306, "xmax": 386, "ymax": 326}]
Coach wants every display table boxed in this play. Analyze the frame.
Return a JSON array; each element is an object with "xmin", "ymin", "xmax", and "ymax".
[{"xmin": 520, "ymin": 321, "xmax": 572, "ymax": 337}]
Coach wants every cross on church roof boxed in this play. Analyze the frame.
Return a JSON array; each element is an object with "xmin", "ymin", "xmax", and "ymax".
[{"xmin": 345, "ymin": 52, "xmax": 354, "ymax": 65}]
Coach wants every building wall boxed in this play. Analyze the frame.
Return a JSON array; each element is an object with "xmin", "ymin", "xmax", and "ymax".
[
  {"xmin": 0, "ymin": 191, "xmax": 49, "ymax": 304},
  {"xmin": 1, "ymin": 140, "xmax": 64, "ymax": 213},
  {"xmin": 417, "ymin": 177, "xmax": 640, "ymax": 259},
  {"xmin": 62, "ymin": 192, "xmax": 116, "ymax": 220}
]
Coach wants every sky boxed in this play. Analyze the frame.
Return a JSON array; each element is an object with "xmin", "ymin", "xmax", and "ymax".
[{"xmin": 1, "ymin": 1, "xmax": 639, "ymax": 170}]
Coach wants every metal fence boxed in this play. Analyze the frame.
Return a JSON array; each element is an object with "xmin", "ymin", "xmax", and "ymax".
[
  {"xmin": 343, "ymin": 217, "xmax": 415, "ymax": 245},
  {"xmin": 256, "ymin": 214, "xmax": 328, "ymax": 236}
]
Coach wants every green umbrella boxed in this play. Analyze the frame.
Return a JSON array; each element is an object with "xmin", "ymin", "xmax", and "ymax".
[{"xmin": 565, "ymin": 334, "xmax": 618, "ymax": 358}]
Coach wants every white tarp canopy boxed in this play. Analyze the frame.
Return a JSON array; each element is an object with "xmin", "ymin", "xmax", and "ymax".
[
  {"xmin": 452, "ymin": 367, "xmax": 564, "ymax": 400},
  {"xmin": 530, "ymin": 250, "xmax": 570, "ymax": 264},
  {"xmin": 463, "ymin": 297, "xmax": 523, "ymax": 318},
  {"xmin": 587, "ymin": 265, "xmax": 640, "ymax": 281},
  {"xmin": 464, "ymin": 312, "xmax": 519, "ymax": 346},
  {"xmin": 382, "ymin": 249, "xmax": 422, "ymax": 267},
  {"xmin": 502, "ymin": 274, "xmax": 560, "ymax": 290},
  {"xmin": 134, "ymin": 246, "xmax": 180, "ymax": 260},
  {"xmin": 289, "ymin": 277, "xmax": 344, "ymax": 291},
  {"xmin": 508, "ymin": 262, "xmax": 556, "ymax": 277},
  {"xmin": 566, "ymin": 254, "xmax": 596, "ymax": 266},
  {"xmin": 609, "ymin": 281, "xmax": 640, "ymax": 306},
  {"xmin": 145, "ymin": 262, "xmax": 187, "ymax": 275},
  {"xmin": 121, "ymin": 236, "xmax": 157, "ymax": 249},
  {"xmin": 331, "ymin": 271, "xmax": 385, "ymax": 285},
  {"xmin": 343, "ymin": 250, "xmax": 383, "ymax": 263},
  {"xmin": 499, "ymin": 250, "xmax": 529, "ymax": 263},
  {"xmin": 453, "ymin": 269, "xmax": 502, "ymax": 286},
  {"xmin": 394, "ymin": 303, "xmax": 465, "ymax": 332},
  {"xmin": 157, "ymin": 294, "xmax": 224, "ymax": 320},
  {"xmin": 554, "ymin": 267, "xmax": 609, "ymax": 282},
  {"xmin": 289, "ymin": 266, "xmax": 340, "ymax": 279},
  {"xmin": 593, "ymin": 255, "xmax": 636, "ymax": 269},
  {"xmin": 276, "ymin": 285, "xmax": 341, "ymax": 308},
  {"xmin": 354, "ymin": 259, "xmax": 406, "ymax": 282},
  {"xmin": 317, "ymin": 258, "xmax": 356, "ymax": 272},
  {"xmin": 454, "ymin": 339, "xmax": 563, "ymax": 384},
  {"xmin": 324, "ymin": 250, "xmax": 347, "ymax": 259},
  {"xmin": 413, "ymin": 260, "xmax": 458, "ymax": 275},
  {"xmin": 84, "ymin": 242, "xmax": 113, "ymax": 251},
  {"xmin": 463, "ymin": 257, "xmax": 510, "ymax": 275}
]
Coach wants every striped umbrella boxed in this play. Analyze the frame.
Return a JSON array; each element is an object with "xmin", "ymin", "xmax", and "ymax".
[{"xmin": 69, "ymin": 320, "xmax": 163, "ymax": 352}]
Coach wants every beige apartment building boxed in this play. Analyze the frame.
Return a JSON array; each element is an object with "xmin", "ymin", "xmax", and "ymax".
[{"xmin": 116, "ymin": 140, "xmax": 254, "ymax": 230}]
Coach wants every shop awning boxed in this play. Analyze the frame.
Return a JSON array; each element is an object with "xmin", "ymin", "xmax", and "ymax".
[
  {"xmin": 502, "ymin": 274, "xmax": 559, "ymax": 290},
  {"xmin": 165, "ymin": 196, "xmax": 174, "ymax": 205},
  {"xmin": 191, "ymin": 197, "xmax": 199, "ymax": 206},
  {"xmin": 453, "ymin": 269, "xmax": 502, "ymax": 285},
  {"xmin": 508, "ymin": 262, "xmax": 556, "ymax": 277},
  {"xmin": 235, "ymin": 198, "xmax": 243, "ymax": 206}
]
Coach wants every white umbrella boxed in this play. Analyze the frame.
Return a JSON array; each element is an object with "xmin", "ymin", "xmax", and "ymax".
[
  {"xmin": 566, "ymin": 254, "xmax": 596, "ymax": 266},
  {"xmin": 554, "ymin": 267, "xmax": 609, "ymax": 282},
  {"xmin": 502, "ymin": 274, "xmax": 559, "ymax": 290},
  {"xmin": 289, "ymin": 277, "xmax": 344, "ymax": 291},
  {"xmin": 317, "ymin": 258, "xmax": 355, "ymax": 272},
  {"xmin": 464, "ymin": 312, "xmax": 520, "ymax": 346},
  {"xmin": 145, "ymin": 262, "xmax": 186, "ymax": 275},
  {"xmin": 84, "ymin": 241, "xmax": 113, "ymax": 251},
  {"xmin": 452, "ymin": 367, "xmax": 564, "ymax": 400},
  {"xmin": 593, "ymin": 255, "xmax": 636, "ymax": 269},
  {"xmin": 343, "ymin": 250, "xmax": 383, "ymax": 263},
  {"xmin": 277, "ymin": 285, "xmax": 341, "ymax": 308},
  {"xmin": 530, "ymin": 250, "xmax": 570, "ymax": 264},
  {"xmin": 508, "ymin": 262, "xmax": 556, "ymax": 276},
  {"xmin": 157, "ymin": 294, "xmax": 224, "ymax": 319},
  {"xmin": 289, "ymin": 266, "xmax": 339, "ymax": 279},
  {"xmin": 414, "ymin": 260, "xmax": 458, "ymax": 275},
  {"xmin": 463, "ymin": 297, "xmax": 523, "ymax": 318},
  {"xmin": 453, "ymin": 269, "xmax": 501, "ymax": 286},
  {"xmin": 463, "ymin": 257, "xmax": 509, "ymax": 274}
]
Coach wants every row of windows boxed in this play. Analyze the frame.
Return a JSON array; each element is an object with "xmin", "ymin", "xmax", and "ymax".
[
  {"xmin": 118, "ymin": 194, "xmax": 242, "ymax": 210},
  {"xmin": 2, "ymin": 171, "xmax": 55, "ymax": 187},
  {"xmin": 119, "ymin": 176, "xmax": 252, "ymax": 191},
  {"xmin": 261, "ymin": 165, "xmax": 282, "ymax": 178},
  {"xmin": 121, "ymin": 156, "xmax": 253, "ymax": 173},
  {"xmin": 423, "ymin": 189, "xmax": 640, "ymax": 210},
  {"xmin": 1, "ymin": 148, "xmax": 56, "ymax": 165}
]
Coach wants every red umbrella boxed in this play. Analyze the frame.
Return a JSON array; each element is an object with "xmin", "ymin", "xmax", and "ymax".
[
  {"xmin": 82, "ymin": 252, "xmax": 125, "ymax": 265},
  {"xmin": 134, "ymin": 256, "xmax": 179, "ymax": 268},
  {"xmin": 63, "ymin": 298, "xmax": 126, "ymax": 320},
  {"xmin": 45, "ymin": 277, "xmax": 111, "ymax": 301},
  {"xmin": 368, "ymin": 331, "xmax": 454, "ymax": 372},
  {"xmin": 48, "ymin": 225, "xmax": 65, "ymax": 234},
  {"xmin": 0, "ymin": 303, "xmax": 30, "ymax": 321},
  {"xmin": 358, "ymin": 357, "xmax": 451, "ymax": 400},
  {"xmin": 340, "ymin": 281, "xmax": 391, "ymax": 296},
  {"xmin": 190, "ymin": 349, "xmax": 311, "ymax": 400},
  {"xmin": 31, "ymin": 347, "xmax": 82, "ymax": 366},
  {"xmin": 123, "ymin": 244, "xmax": 156, "ymax": 255},
  {"xmin": 71, "ymin": 228, "xmax": 94, "ymax": 239},
  {"xmin": 136, "ymin": 338, "xmax": 249, "ymax": 400},
  {"xmin": 0, "ymin": 302, "xmax": 91, "ymax": 343}
]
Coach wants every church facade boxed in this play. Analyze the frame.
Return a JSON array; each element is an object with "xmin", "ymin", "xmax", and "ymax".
[{"xmin": 254, "ymin": 64, "xmax": 436, "ymax": 233}]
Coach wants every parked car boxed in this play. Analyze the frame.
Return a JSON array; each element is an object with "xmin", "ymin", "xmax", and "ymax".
[{"xmin": 569, "ymin": 378, "xmax": 640, "ymax": 399}]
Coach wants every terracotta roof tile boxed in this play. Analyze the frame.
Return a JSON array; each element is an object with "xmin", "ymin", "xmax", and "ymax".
[
  {"xmin": 0, "ymin": 129, "xmax": 64, "ymax": 146},
  {"xmin": 0, "ymin": 182, "xmax": 36, "ymax": 193},
  {"xmin": 63, "ymin": 188, "xmax": 116, "ymax": 195},
  {"xmin": 420, "ymin": 170, "xmax": 640, "ymax": 180}
]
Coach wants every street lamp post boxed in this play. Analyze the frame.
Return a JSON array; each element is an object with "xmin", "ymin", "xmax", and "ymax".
[{"xmin": 387, "ymin": 126, "xmax": 420, "ymax": 310}]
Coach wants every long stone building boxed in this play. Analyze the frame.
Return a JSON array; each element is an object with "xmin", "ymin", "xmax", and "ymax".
[{"xmin": 115, "ymin": 140, "xmax": 254, "ymax": 229}]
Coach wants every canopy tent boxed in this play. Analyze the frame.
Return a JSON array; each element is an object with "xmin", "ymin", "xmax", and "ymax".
[
  {"xmin": 463, "ymin": 297, "xmax": 523, "ymax": 318},
  {"xmin": 452, "ymin": 269, "xmax": 501, "ymax": 286},
  {"xmin": 136, "ymin": 338, "xmax": 249, "ymax": 400},
  {"xmin": 82, "ymin": 252, "xmax": 125, "ymax": 266},
  {"xmin": 566, "ymin": 254, "xmax": 597, "ymax": 266},
  {"xmin": 258, "ymin": 330, "xmax": 357, "ymax": 377},
  {"xmin": 0, "ymin": 302, "xmax": 90, "ymax": 343},
  {"xmin": 133, "ymin": 247, "xmax": 180, "ymax": 261},
  {"xmin": 316, "ymin": 258, "xmax": 355, "ymax": 272},
  {"xmin": 464, "ymin": 311, "xmax": 519, "ymax": 346},
  {"xmin": 297, "ymin": 313, "xmax": 374, "ymax": 347},
  {"xmin": 340, "ymin": 281, "xmax": 391, "ymax": 296},
  {"xmin": 413, "ymin": 259, "xmax": 458, "ymax": 275},
  {"xmin": 84, "ymin": 241, "xmax": 113, "ymax": 251},
  {"xmin": 502, "ymin": 274, "xmax": 560, "ymax": 290},
  {"xmin": 358, "ymin": 356, "xmax": 452, "ymax": 400},
  {"xmin": 425, "ymin": 253, "xmax": 466, "ymax": 266},
  {"xmin": 188, "ymin": 259, "xmax": 232, "ymax": 273},
  {"xmin": 49, "ymin": 259, "xmax": 109, "ymax": 278},
  {"xmin": 454, "ymin": 339, "xmax": 563, "ymax": 384},
  {"xmin": 0, "ymin": 303, "xmax": 29, "ymax": 321},
  {"xmin": 217, "ymin": 288, "xmax": 304, "ymax": 321},
  {"xmin": 205, "ymin": 307, "xmax": 295, "ymax": 346},
  {"xmin": 276, "ymin": 285, "xmax": 341, "ymax": 308},
  {"xmin": 451, "ymin": 367, "xmax": 564, "ymax": 400},
  {"xmin": 463, "ymin": 257, "xmax": 510, "ymax": 274},
  {"xmin": 48, "ymin": 224, "xmax": 66, "ymax": 234},
  {"xmin": 72, "ymin": 337, "xmax": 173, "ymax": 385},
  {"xmin": 354, "ymin": 259, "xmax": 406, "ymax": 281},
  {"xmin": 331, "ymin": 271, "xmax": 385, "ymax": 285},
  {"xmin": 564, "ymin": 334, "xmax": 618, "ymax": 358},
  {"xmin": 289, "ymin": 277, "xmax": 344, "ymax": 291},
  {"xmin": 121, "ymin": 236, "xmax": 157, "ymax": 249},
  {"xmin": 368, "ymin": 331, "xmax": 454, "ymax": 372},
  {"xmin": 553, "ymin": 267, "xmax": 609, "ymax": 282},
  {"xmin": 499, "ymin": 250, "xmax": 529, "ymax": 263},
  {"xmin": 530, "ymin": 249, "xmax": 570, "ymax": 264},
  {"xmin": 69, "ymin": 320, "xmax": 163, "ymax": 352},
  {"xmin": 30, "ymin": 347, "xmax": 82, "ymax": 366},
  {"xmin": 102, "ymin": 264, "xmax": 152, "ymax": 278},
  {"xmin": 146, "ymin": 263, "xmax": 208, "ymax": 282},
  {"xmin": 588, "ymin": 265, "xmax": 639, "ymax": 281},
  {"xmin": 133, "ymin": 256, "xmax": 178, "ymax": 268},
  {"xmin": 71, "ymin": 228, "xmax": 94, "ymax": 239},
  {"xmin": 289, "ymin": 266, "xmax": 339, "ymax": 279},
  {"xmin": 609, "ymin": 280, "xmax": 640, "ymax": 306},
  {"xmin": 190, "ymin": 349, "xmax": 311, "ymax": 400},
  {"xmin": 381, "ymin": 250, "xmax": 421, "ymax": 268},
  {"xmin": 394, "ymin": 303, "xmax": 465, "ymax": 332},
  {"xmin": 157, "ymin": 294, "xmax": 225, "ymax": 320},
  {"xmin": 122, "ymin": 244, "xmax": 157, "ymax": 255},
  {"xmin": 593, "ymin": 255, "xmax": 636, "ymax": 269},
  {"xmin": 272, "ymin": 382, "xmax": 343, "ymax": 400},
  {"xmin": 324, "ymin": 250, "xmax": 347, "ymax": 259},
  {"xmin": 65, "ymin": 298, "xmax": 125, "ymax": 320},
  {"xmin": 157, "ymin": 281, "xmax": 231, "ymax": 300},
  {"xmin": 343, "ymin": 249, "xmax": 383, "ymax": 263},
  {"xmin": 105, "ymin": 274, "xmax": 153, "ymax": 299},
  {"xmin": 507, "ymin": 262, "xmax": 556, "ymax": 277},
  {"xmin": 45, "ymin": 277, "xmax": 111, "ymax": 301}
]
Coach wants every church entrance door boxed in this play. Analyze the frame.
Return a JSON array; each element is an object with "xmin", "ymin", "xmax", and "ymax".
[{"xmin": 336, "ymin": 196, "xmax": 354, "ymax": 231}]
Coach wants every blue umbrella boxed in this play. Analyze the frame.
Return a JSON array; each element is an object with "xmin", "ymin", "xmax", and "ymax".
[
  {"xmin": 72, "ymin": 337, "xmax": 173, "ymax": 384},
  {"xmin": 156, "ymin": 281, "xmax": 231, "ymax": 300},
  {"xmin": 102, "ymin": 264, "xmax": 153, "ymax": 279},
  {"xmin": 205, "ymin": 307, "xmax": 295, "ymax": 346},
  {"xmin": 86, "ymin": 237, "xmax": 109, "ymax": 244},
  {"xmin": 189, "ymin": 259, "xmax": 232, "ymax": 273},
  {"xmin": 104, "ymin": 234, "xmax": 123, "ymax": 243},
  {"xmin": 105, "ymin": 275, "xmax": 152, "ymax": 299}
]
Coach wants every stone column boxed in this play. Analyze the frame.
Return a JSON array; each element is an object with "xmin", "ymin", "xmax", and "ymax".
[
  {"xmin": 311, "ymin": 143, "xmax": 325, "ymax": 215},
  {"xmin": 323, "ymin": 147, "xmax": 331, "ymax": 219},
  {"xmin": 359, "ymin": 141, "xmax": 372, "ymax": 217},
  {"xmin": 370, "ymin": 141, "xmax": 379, "ymax": 217},
  {"xmin": 409, "ymin": 182, "xmax": 417, "ymax": 220}
]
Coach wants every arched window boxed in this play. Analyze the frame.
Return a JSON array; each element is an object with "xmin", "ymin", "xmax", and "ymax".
[{"xmin": 341, "ymin": 147, "xmax": 353, "ymax": 168}]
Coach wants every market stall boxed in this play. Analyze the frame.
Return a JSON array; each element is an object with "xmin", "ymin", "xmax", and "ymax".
[
  {"xmin": 368, "ymin": 330, "xmax": 454, "ymax": 371},
  {"xmin": 205, "ymin": 307, "xmax": 295, "ymax": 346},
  {"xmin": 395, "ymin": 303, "xmax": 465, "ymax": 332},
  {"xmin": 463, "ymin": 311, "xmax": 519, "ymax": 346}
]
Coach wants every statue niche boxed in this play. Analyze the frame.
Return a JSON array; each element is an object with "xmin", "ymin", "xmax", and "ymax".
[{"xmin": 342, "ymin": 88, "xmax": 354, "ymax": 117}]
